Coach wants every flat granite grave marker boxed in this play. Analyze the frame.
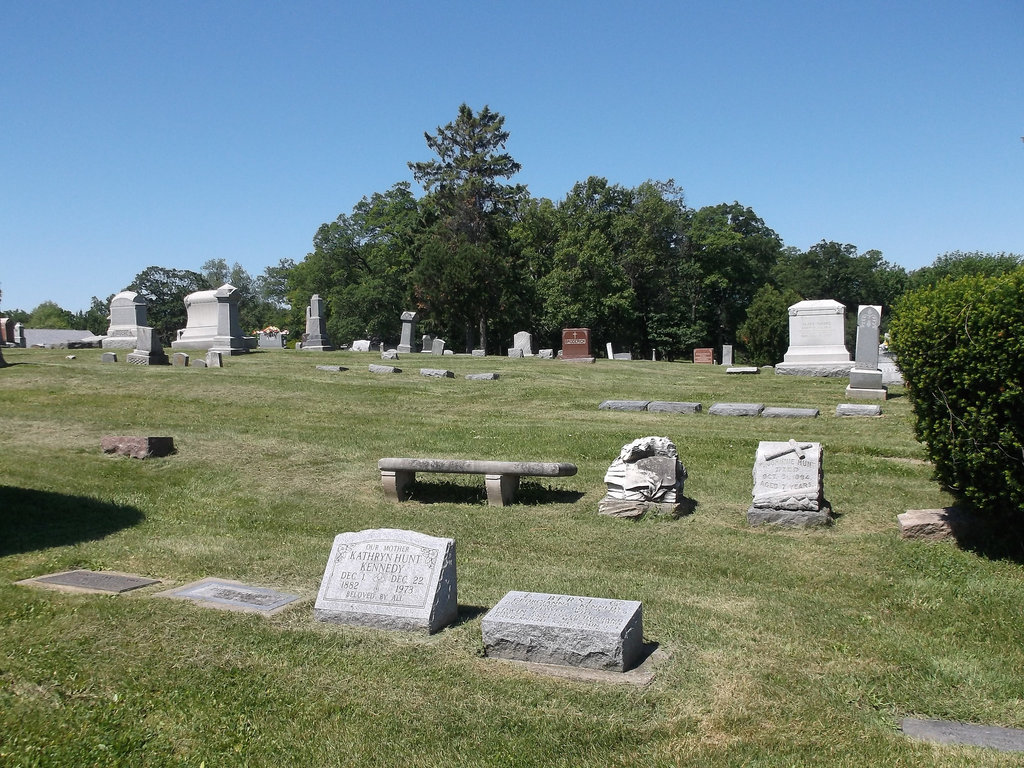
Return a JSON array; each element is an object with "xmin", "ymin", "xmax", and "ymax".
[
  {"xmin": 747, "ymin": 439, "xmax": 828, "ymax": 527},
  {"xmin": 482, "ymin": 591, "xmax": 644, "ymax": 672},
  {"xmin": 420, "ymin": 368, "xmax": 454, "ymax": 378},
  {"xmin": 369, "ymin": 364, "xmax": 401, "ymax": 374},
  {"xmin": 315, "ymin": 528, "xmax": 457, "ymax": 633},
  {"xmin": 20, "ymin": 569, "xmax": 160, "ymax": 594},
  {"xmin": 101, "ymin": 352, "xmax": 117, "ymax": 363},
  {"xmin": 836, "ymin": 403, "xmax": 882, "ymax": 417},
  {"xmin": 708, "ymin": 402, "xmax": 764, "ymax": 417},
  {"xmin": 158, "ymin": 578, "xmax": 300, "ymax": 615},
  {"xmin": 647, "ymin": 401, "xmax": 702, "ymax": 414},
  {"xmin": 902, "ymin": 718, "xmax": 1024, "ymax": 753},
  {"xmin": 171, "ymin": 352, "xmax": 190, "ymax": 367},
  {"xmin": 726, "ymin": 366, "xmax": 759, "ymax": 375},
  {"xmin": 316, "ymin": 365, "xmax": 347, "ymax": 372},
  {"xmin": 761, "ymin": 407, "xmax": 819, "ymax": 418},
  {"xmin": 466, "ymin": 372, "xmax": 499, "ymax": 380},
  {"xmin": 599, "ymin": 400, "xmax": 650, "ymax": 411}
]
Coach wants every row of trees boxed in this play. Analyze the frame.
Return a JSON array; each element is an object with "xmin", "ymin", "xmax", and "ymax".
[{"xmin": 3, "ymin": 105, "xmax": 1020, "ymax": 360}]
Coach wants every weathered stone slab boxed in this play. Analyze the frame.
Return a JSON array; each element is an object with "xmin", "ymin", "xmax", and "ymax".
[
  {"xmin": 431, "ymin": 338, "xmax": 447, "ymax": 355},
  {"xmin": 21, "ymin": 569, "xmax": 159, "ymax": 594},
  {"xmin": 190, "ymin": 359, "xmax": 207, "ymax": 368},
  {"xmin": 369, "ymin": 364, "xmax": 401, "ymax": 374},
  {"xmin": 836, "ymin": 403, "xmax": 882, "ymax": 417},
  {"xmin": 482, "ymin": 591, "xmax": 643, "ymax": 672},
  {"xmin": 537, "ymin": 349, "xmax": 554, "ymax": 359},
  {"xmin": 647, "ymin": 401, "xmax": 702, "ymax": 414},
  {"xmin": 171, "ymin": 352, "xmax": 190, "ymax": 367},
  {"xmin": 157, "ymin": 578, "xmax": 300, "ymax": 615},
  {"xmin": 316, "ymin": 365, "xmax": 347, "ymax": 372},
  {"xmin": 205, "ymin": 350, "xmax": 223, "ymax": 368},
  {"xmin": 761, "ymin": 407, "xmax": 819, "ymax": 418},
  {"xmin": 315, "ymin": 528, "xmax": 457, "ymax": 633},
  {"xmin": 381, "ymin": 349, "xmax": 399, "ymax": 360},
  {"xmin": 902, "ymin": 718, "xmax": 1024, "ymax": 752},
  {"xmin": 507, "ymin": 348, "xmax": 524, "ymax": 358},
  {"xmin": 726, "ymin": 366, "xmax": 759, "ymax": 375},
  {"xmin": 101, "ymin": 352, "xmax": 118, "ymax": 363},
  {"xmin": 599, "ymin": 400, "xmax": 650, "ymax": 412},
  {"xmin": 351, "ymin": 339, "xmax": 371, "ymax": 352},
  {"xmin": 466, "ymin": 373, "xmax": 499, "ymax": 380},
  {"xmin": 612, "ymin": 352, "xmax": 632, "ymax": 360},
  {"xmin": 471, "ymin": 349, "xmax": 486, "ymax": 357},
  {"xmin": 898, "ymin": 508, "xmax": 969, "ymax": 541},
  {"xmin": 102, "ymin": 436, "xmax": 175, "ymax": 459},
  {"xmin": 708, "ymin": 402, "xmax": 764, "ymax": 417},
  {"xmin": 747, "ymin": 440, "xmax": 828, "ymax": 528},
  {"xmin": 420, "ymin": 368, "xmax": 454, "ymax": 378}
]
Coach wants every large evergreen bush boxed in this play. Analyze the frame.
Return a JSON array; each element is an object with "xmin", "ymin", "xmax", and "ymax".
[{"xmin": 889, "ymin": 267, "xmax": 1024, "ymax": 518}]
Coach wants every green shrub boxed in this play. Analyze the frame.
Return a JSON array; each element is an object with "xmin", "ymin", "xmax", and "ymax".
[
  {"xmin": 889, "ymin": 267, "xmax": 1024, "ymax": 517},
  {"xmin": 738, "ymin": 285, "xmax": 801, "ymax": 366}
]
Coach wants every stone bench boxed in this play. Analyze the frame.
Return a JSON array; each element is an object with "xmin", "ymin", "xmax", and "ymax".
[{"xmin": 378, "ymin": 458, "xmax": 578, "ymax": 506}]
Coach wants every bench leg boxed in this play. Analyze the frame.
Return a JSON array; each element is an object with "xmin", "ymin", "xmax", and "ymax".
[
  {"xmin": 381, "ymin": 470, "xmax": 415, "ymax": 502},
  {"xmin": 485, "ymin": 474, "xmax": 520, "ymax": 506}
]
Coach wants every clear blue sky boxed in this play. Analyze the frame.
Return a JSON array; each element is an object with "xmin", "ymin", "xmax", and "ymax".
[{"xmin": 2, "ymin": 0, "xmax": 1021, "ymax": 313}]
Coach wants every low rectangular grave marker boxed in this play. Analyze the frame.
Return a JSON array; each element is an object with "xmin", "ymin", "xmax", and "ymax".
[
  {"xmin": 157, "ymin": 578, "xmax": 300, "ymax": 614},
  {"xmin": 482, "ymin": 591, "xmax": 643, "ymax": 671},
  {"xmin": 315, "ymin": 528, "xmax": 457, "ymax": 633},
  {"xmin": 693, "ymin": 347, "xmax": 714, "ymax": 364},
  {"xmin": 20, "ymin": 570, "xmax": 160, "ymax": 594}
]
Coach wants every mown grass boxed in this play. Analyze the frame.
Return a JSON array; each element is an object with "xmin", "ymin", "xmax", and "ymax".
[{"xmin": 1, "ymin": 348, "xmax": 1022, "ymax": 767}]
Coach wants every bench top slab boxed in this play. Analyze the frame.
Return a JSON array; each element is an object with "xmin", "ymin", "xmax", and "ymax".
[{"xmin": 379, "ymin": 458, "xmax": 577, "ymax": 477}]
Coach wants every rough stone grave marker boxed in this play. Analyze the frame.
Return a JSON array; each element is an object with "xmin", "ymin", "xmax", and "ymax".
[
  {"xmin": 158, "ymin": 578, "xmax": 300, "ymax": 615},
  {"xmin": 482, "ymin": 591, "xmax": 644, "ymax": 671},
  {"xmin": 599, "ymin": 435, "xmax": 687, "ymax": 519},
  {"xmin": 747, "ymin": 439, "xmax": 828, "ymax": 527},
  {"xmin": 314, "ymin": 528, "xmax": 457, "ymax": 633}
]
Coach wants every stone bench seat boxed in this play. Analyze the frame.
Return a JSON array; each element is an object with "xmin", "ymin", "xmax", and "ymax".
[{"xmin": 378, "ymin": 458, "xmax": 577, "ymax": 506}]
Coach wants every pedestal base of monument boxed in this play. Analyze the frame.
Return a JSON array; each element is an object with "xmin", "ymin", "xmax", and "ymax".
[
  {"xmin": 845, "ymin": 368, "xmax": 887, "ymax": 400},
  {"xmin": 774, "ymin": 361, "xmax": 853, "ymax": 377},
  {"xmin": 561, "ymin": 356, "xmax": 595, "ymax": 363},
  {"xmin": 747, "ymin": 505, "xmax": 832, "ymax": 528},
  {"xmin": 598, "ymin": 497, "xmax": 682, "ymax": 519}
]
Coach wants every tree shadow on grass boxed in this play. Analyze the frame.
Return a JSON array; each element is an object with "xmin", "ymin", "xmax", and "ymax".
[
  {"xmin": 950, "ymin": 511, "xmax": 1024, "ymax": 564},
  {"xmin": 0, "ymin": 486, "xmax": 145, "ymax": 557}
]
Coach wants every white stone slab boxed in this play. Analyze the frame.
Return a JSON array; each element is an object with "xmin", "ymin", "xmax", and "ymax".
[
  {"xmin": 708, "ymin": 402, "xmax": 764, "ymax": 416},
  {"xmin": 315, "ymin": 529, "xmax": 457, "ymax": 633},
  {"xmin": 482, "ymin": 591, "xmax": 643, "ymax": 671},
  {"xmin": 836, "ymin": 403, "xmax": 882, "ymax": 417}
]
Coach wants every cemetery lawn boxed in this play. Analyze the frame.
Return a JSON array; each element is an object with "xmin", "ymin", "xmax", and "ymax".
[{"xmin": 2, "ymin": 348, "xmax": 1023, "ymax": 768}]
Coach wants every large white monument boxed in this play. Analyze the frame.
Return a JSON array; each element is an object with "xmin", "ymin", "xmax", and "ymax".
[
  {"xmin": 102, "ymin": 291, "xmax": 148, "ymax": 349},
  {"xmin": 775, "ymin": 299, "xmax": 852, "ymax": 377},
  {"xmin": 171, "ymin": 284, "xmax": 248, "ymax": 355}
]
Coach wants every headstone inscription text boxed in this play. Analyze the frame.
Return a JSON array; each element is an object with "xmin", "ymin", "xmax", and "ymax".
[
  {"xmin": 747, "ymin": 440, "xmax": 827, "ymax": 527},
  {"xmin": 159, "ymin": 578, "xmax": 299, "ymax": 614},
  {"xmin": 560, "ymin": 328, "xmax": 593, "ymax": 359},
  {"xmin": 315, "ymin": 528, "xmax": 457, "ymax": 633},
  {"xmin": 693, "ymin": 347, "xmax": 714, "ymax": 364}
]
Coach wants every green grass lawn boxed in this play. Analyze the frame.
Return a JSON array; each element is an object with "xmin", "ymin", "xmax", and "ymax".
[{"xmin": 1, "ymin": 348, "xmax": 1022, "ymax": 767}]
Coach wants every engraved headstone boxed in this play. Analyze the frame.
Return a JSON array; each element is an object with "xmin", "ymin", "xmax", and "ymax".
[
  {"xmin": 369, "ymin": 363, "xmax": 401, "ymax": 374},
  {"xmin": 845, "ymin": 304, "xmax": 887, "ymax": 400},
  {"xmin": 708, "ymin": 402, "xmax": 764, "ymax": 416},
  {"xmin": 23, "ymin": 569, "xmax": 159, "ymax": 594},
  {"xmin": 421, "ymin": 334, "xmax": 434, "ymax": 353},
  {"xmin": 171, "ymin": 352, "xmax": 190, "ymax": 367},
  {"xmin": 693, "ymin": 348, "xmax": 714, "ymax": 364},
  {"xmin": 398, "ymin": 311, "xmax": 418, "ymax": 354},
  {"xmin": 747, "ymin": 439, "xmax": 828, "ymax": 527},
  {"xmin": 315, "ymin": 528, "xmax": 458, "ymax": 633},
  {"xmin": 126, "ymin": 326, "xmax": 168, "ymax": 365},
  {"xmin": 101, "ymin": 352, "xmax": 118, "ymax": 363},
  {"xmin": 258, "ymin": 331, "xmax": 284, "ymax": 348},
  {"xmin": 775, "ymin": 299, "xmax": 852, "ymax": 376},
  {"xmin": 513, "ymin": 331, "xmax": 533, "ymax": 356},
  {"xmin": 431, "ymin": 338, "xmax": 446, "ymax": 356},
  {"xmin": 482, "ymin": 591, "xmax": 644, "ymax": 671},
  {"xmin": 560, "ymin": 328, "xmax": 593, "ymax": 362},
  {"xmin": 351, "ymin": 339, "xmax": 371, "ymax": 352},
  {"xmin": 14, "ymin": 322, "xmax": 26, "ymax": 348},
  {"xmin": 647, "ymin": 401, "xmax": 702, "ymax": 414},
  {"xmin": 721, "ymin": 344, "xmax": 733, "ymax": 366},
  {"xmin": 158, "ymin": 578, "xmax": 300, "ymax": 614},
  {"xmin": 507, "ymin": 347, "xmax": 524, "ymax": 358},
  {"xmin": 205, "ymin": 350, "xmax": 223, "ymax": 368},
  {"xmin": 103, "ymin": 291, "xmax": 148, "ymax": 349},
  {"xmin": 302, "ymin": 294, "xmax": 334, "ymax": 351},
  {"xmin": 171, "ymin": 283, "xmax": 248, "ymax": 355}
]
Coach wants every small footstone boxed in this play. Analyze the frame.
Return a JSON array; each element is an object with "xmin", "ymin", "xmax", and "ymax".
[
  {"xmin": 902, "ymin": 718, "xmax": 1024, "ymax": 753},
  {"xmin": 471, "ymin": 349, "xmax": 486, "ymax": 356},
  {"xmin": 20, "ymin": 569, "xmax": 160, "ymax": 594},
  {"xmin": 157, "ymin": 578, "xmax": 300, "ymax": 615},
  {"xmin": 420, "ymin": 368, "xmax": 454, "ymax": 378},
  {"xmin": 726, "ymin": 367, "xmax": 759, "ymax": 374},
  {"xmin": 646, "ymin": 401, "xmax": 701, "ymax": 414},
  {"xmin": 102, "ymin": 436, "xmax": 175, "ymax": 459},
  {"xmin": 190, "ymin": 359, "xmax": 207, "ymax": 368},
  {"xmin": 599, "ymin": 400, "xmax": 650, "ymax": 411},
  {"xmin": 898, "ymin": 508, "xmax": 969, "ymax": 541},
  {"xmin": 369, "ymin": 364, "xmax": 401, "ymax": 374},
  {"xmin": 836, "ymin": 403, "xmax": 882, "ymax": 417},
  {"xmin": 316, "ymin": 365, "xmax": 347, "ymax": 372},
  {"xmin": 171, "ymin": 352, "xmax": 189, "ymax": 367},
  {"xmin": 101, "ymin": 352, "xmax": 118, "ymax": 363},
  {"xmin": 761, "ymin": 407, "xmax": 819, "ymax": 418},
  {"xmin": 482, "ymin": 591, "xmax": 644, "ymax": 672},
  {"xmin": 709, "ymin": 402, "xmax": 764, "ymax": 417},
  {"xmin": 466, "ymin": 373, "xmax": 499, "ymax": 380}
]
